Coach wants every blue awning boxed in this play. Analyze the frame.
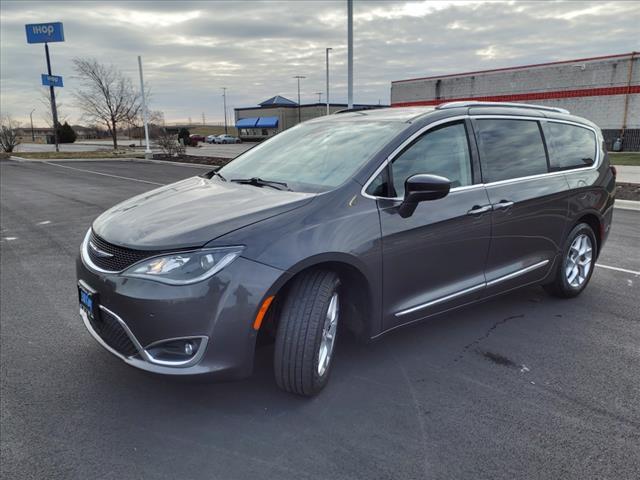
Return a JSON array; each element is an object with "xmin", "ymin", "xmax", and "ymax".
[
  {"xmin": 236, "ymin": 117, "xmax": 258, "ymax": 128},
  {"xmin": 256, "ymin": 116, "xmax": 279, "ymax": 128}
]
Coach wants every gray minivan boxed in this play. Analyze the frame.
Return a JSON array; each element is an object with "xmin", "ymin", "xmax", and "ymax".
[{"xmin": 77, "ymin": 102, "xmax": 616, "ymax": 396}]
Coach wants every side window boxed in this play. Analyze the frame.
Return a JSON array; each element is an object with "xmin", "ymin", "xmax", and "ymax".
[
  {"xmin": 545, "ymin": 122, "xmax": 596, "ymax": 170},
  {"xmin": 474, "ymin": 119, "xmax": 548, "ymax": 183},
  {"xmin": 389, "ymin": 122, "xmax": 472, "ymax": 197}
]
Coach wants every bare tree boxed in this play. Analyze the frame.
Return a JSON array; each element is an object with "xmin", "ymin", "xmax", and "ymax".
[
  {"xmin": 0, "ymin": 116, "xmax": 21, "ymax": 153},
  {"xmin": 72, "ymin": 58, "xmax": 140, "ymax": 149}
]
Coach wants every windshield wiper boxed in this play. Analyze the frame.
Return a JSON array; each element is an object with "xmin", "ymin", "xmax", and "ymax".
[
  {"xmin": 201, "ymin": 169, "xmax": 227, "ymax": 181},
  {"xmin": 230, "ymin": 177, "xmax": 291, "ymax": 191}
]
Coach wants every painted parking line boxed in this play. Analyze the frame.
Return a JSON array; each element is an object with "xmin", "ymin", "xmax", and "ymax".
[
  {"xmin": 41, "ymin": 161, "xmax": 164, "ymax": 186},
  {"xmin": 596, "ymin": 264, "xmax": 640, "ymax": 276}
]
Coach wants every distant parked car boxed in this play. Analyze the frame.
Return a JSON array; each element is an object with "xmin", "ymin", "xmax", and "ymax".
[
  {"xmin": 216, "ymin": 134, "xmax": 241, "ymax": 144},
  {"xmin": 205, "ymin": 135, "xmax": 218, "ymax": 144},
  {"xmin": 189, "ymin": 134, "xmax": 206, "ymax": 145}
]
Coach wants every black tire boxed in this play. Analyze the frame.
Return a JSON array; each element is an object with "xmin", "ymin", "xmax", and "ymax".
[
  {"xmin": 544, "ymin": 222, "xmax": 597, "ymax": 298},
  {"xmin": 274, "ymin": 270, "xmax": 340, "ymax": 396}
]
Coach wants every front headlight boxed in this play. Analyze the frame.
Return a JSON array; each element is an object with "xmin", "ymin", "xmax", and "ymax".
[{"xmin": 122, "ymin": 246, "xmax": 244, "ymax": 285}]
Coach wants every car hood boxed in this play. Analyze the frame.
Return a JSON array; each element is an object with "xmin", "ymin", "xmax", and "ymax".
[{"xmin": 92, "ymin": 176, "xmax": 315, "ymax": 250}]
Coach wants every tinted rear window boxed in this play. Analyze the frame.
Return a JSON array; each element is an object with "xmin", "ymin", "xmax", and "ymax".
[
  {"xmin": 475, "ymin": 119, "xmax": 548, "ymax": 183},
  {"xmin": 545, "ymin": 122, "xmax": 596, "ymax": 170}
]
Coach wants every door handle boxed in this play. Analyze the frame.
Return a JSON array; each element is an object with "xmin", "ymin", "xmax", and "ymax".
[
  {"xmin": 492, "ymin": 200, "xmax": 514, "ymax": 210},
  {"xmin": 467, "ymin": 204, "xmax": 492, "ymax": 215}
]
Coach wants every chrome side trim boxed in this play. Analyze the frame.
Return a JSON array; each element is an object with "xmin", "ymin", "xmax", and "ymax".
[
  {"xmin": 485, "ymin": 259, "xmax": 549, "ymax": 287},
  {"xmin": 394, "ymin": 259, "xmax": 550, "ymax": 317},
  {"xmin": 360, "ymin": 115, "xmax": 601, "ymax": 201},
  {"xmin": 395, "ymin": 283, "xmax": 485, "ymax": 317}
]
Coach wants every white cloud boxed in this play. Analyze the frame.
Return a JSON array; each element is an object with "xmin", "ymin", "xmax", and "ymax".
[{"xmin": 1, "ymin": 0, "xmax": 638, "ymax": 125}]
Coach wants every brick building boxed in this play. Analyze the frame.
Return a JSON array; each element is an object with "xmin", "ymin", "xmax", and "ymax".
[{"xmin": 391, "ymin": 52, "xmax": 639, "ymax": 151}]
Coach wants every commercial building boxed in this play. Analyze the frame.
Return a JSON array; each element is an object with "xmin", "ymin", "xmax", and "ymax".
[
  {"xmin": 234, "ymin": 95, "xmax": 384, "ymax": 141},
  {"xmin": 391, "ymin": 52, "xmax": 639, "ymax": 151}
]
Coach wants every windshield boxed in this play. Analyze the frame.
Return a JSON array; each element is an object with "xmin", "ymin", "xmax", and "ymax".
[{"xmin": 219, "ymin": 120, "xmax": 407, "ymax": 192}]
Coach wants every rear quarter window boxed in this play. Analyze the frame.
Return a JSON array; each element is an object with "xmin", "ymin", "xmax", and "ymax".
[
  {"xmin": 544, "ymin": 122, "xmax": 596, "ymax": 171},
  {"xmin": 474, "ymin": 119, "xmax": 548, "ymax": 183}
]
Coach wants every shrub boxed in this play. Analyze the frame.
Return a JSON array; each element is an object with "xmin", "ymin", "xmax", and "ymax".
[
  {"xmin": 157, "ymin": 131, "xmax": 185, "ymax": 157},
  {"xmin": 57, "ymin": 122, "xmax": 77, "ymax": 143}
]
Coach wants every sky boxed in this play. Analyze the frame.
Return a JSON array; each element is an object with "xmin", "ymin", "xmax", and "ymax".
[{"xmin": 1, "ymin": 0, "xmax": 639, "ymax": 126}]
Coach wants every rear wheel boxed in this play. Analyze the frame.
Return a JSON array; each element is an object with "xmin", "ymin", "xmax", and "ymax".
[
  {"xmin": 544, "ymin": 222, "xmax": 596, "ymax": 298},
  {"xmin": 274, "ymin": 270, "xmax": 340, "ymax": 396}
]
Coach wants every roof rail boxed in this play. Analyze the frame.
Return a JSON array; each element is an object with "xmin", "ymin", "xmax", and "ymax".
[{"xmin": 435, "ymin": 101, "xmax": 570, "ymax": 114}]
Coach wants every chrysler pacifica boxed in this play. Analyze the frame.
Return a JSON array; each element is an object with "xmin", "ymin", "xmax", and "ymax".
[{"xmin": 77, "ymin": 102, "xmax": 615, "ymax": 396}]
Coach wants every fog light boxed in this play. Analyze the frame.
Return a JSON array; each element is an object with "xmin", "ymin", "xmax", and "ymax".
[{"xmin": 145, "ymin": 337, "xmax": 205, "ymax": 366}]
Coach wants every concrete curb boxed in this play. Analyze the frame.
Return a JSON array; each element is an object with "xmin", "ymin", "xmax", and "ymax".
[
  {"xmin": 8, "ymin": 156, "xmax": 215, "ymax": 169},
  {"xmin": 615, "ymin": 199, "xmax": 640, "ymax": 211}
]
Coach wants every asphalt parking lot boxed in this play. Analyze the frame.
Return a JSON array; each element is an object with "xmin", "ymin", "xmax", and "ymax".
[{"xmin": 1, "ymin": 158, "xmax": 639, "ymax": 480}]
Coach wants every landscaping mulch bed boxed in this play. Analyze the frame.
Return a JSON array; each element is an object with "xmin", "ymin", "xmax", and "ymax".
[
  {"xmin": 152, "ymin": 154, "xmax": 233, "ymax": 168},
  {"xmin": 616, "ymin": 182, "xmax": 640, "ymax": 201}
]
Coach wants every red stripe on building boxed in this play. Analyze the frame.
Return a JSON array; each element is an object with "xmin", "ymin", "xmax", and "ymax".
[
  {"xmin": 391, "ymin": 85, "xmax": 640, "ymax": 107},
  {"xmin": 392, "ymin": 52, "xmax": 637, "ymax": 84}
]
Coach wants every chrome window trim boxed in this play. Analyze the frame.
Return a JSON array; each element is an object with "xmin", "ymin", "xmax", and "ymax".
[
  {"xmin": 360, "ymin": 114, "xmax": 601, "ymax": 201},
  {"xmin": 394, "ymin": 259, "xmax": 550, "ymax": 317}
]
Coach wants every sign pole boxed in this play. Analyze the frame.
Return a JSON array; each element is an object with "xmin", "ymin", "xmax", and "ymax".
[
  {"xmin": 137, "ymin": 56, "xmax": 152, "ymax": 158},
  {"xmin": 45, "ymin": 43, "xmax": 60, "ymax": 152}
]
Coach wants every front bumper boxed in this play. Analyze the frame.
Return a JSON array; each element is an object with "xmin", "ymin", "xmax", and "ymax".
[{"xmin": 76, "ymin": 254, "xmax": 286, "ymax": 379}]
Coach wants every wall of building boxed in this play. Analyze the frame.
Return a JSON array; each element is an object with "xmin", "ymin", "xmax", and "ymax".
[{"xmin": 391, "ymin": 53, "xmax": 640, "ymax": 149}]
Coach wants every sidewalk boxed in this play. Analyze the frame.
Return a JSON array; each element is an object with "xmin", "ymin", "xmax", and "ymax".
[{"xmin": 616, "ymin": 165, "xmax": 640, "ymax": 184}]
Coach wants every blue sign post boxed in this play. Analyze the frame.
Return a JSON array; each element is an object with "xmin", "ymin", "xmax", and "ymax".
[
  {"xmin": 25, "ymin": 22, "xmax": 65, "ymax": 151},
  {"xmin": 25, "ymin": 22, "xmax": 65, "ymax": 43},
  {"xmin": 41, "ymin": 74, "xmax": 63, "ymax": 88}
]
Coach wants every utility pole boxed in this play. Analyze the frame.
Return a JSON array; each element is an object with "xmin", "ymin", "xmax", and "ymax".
[
  {"xmin": 45, "ymin": 43, "xmax": 60, "ymax": 151},
  {"xmin": 137, "ymin": 56, "xmax": 152, "ymax": 159},
  {"xmin": 347, "ymin": 0, "xmax": 353, "ymax": 109},
  {"xmin": 202, "ymin": 112, "xmax": 206, "ymax": 125},
  {"xmin": 222, "ymin": 87, "xmax": 228, "ymax": 134},
  {"xmin": 29, "ymin": 108, "xmax": 35, "ymax": 141},
  {"xmin": 326, "ymin": 47, "xmax": 332, "ymax": 115},
  {"xmin": 315, "ymin": 92, "xmax": 322, "ymax": 103},
  {"xmin": 293, "ymin": 75, "xmax": 306, "ymax": 123}
]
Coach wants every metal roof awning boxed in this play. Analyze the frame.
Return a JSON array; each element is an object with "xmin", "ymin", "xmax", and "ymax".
[
  {"xmin": 255, "ymin": 116, "xmax": 279, "ymax": 128},
  {"xmin": 236, "ymin": 117, "xmax": 259, "ymax": 128}
]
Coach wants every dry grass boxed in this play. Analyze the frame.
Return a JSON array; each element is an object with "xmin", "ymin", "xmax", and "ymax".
[{"xmin": 11, "ymin": 151, "xmax": 145, "ymax": 160}]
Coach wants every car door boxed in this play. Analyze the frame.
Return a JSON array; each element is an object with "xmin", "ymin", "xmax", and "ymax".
[
  {"xmin": 366, "ymin": 119, "xmax": 492, "ymax": 332},
  {"xmin": 472, "ymin": 117, "xmax": 569, "ymax": 296}
]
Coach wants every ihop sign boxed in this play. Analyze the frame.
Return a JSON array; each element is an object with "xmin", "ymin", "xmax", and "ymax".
[{"xmin": 25, "ymin": 22, "xmax": 65, "ymax": 43}]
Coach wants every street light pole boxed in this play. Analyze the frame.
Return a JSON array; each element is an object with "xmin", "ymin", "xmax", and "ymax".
[
  {"xmin": 137, "ymin": 55, "xmax": 152, "ymax": 158},
  {"xmin": 29, "ymin": 109, "xmax": 35, "ymax": 141},
  {"xmin": 293, "ymin": 75, "xmax": 305, "ymax": 123},
  {"xmin": 326, "ymin": 47, "xmax": 332, "ymax": 115},
  {"xmin": 347, "ymin": 0, "xmax": 353, "ymax": 109},
  {"xmin": 222, "ymin": 87, "xmax": 228, "ymax": 134}
]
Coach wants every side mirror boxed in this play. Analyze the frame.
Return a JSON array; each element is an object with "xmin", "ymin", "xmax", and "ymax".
[{"xmin": 398, "ymin": 174, "xmax": 451, "ymax": 217}]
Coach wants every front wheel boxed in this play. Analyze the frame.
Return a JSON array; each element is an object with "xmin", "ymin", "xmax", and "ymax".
[
  {"xmin": 544, "ymin": 222, "xmax": 597, "ymax": 298},
  {"xmin": 274, "ymin": 270, "xmax": 340, "ymax": 396}
]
